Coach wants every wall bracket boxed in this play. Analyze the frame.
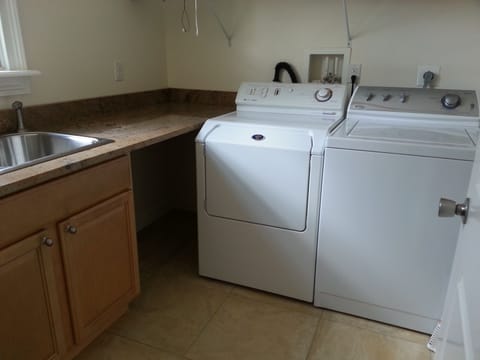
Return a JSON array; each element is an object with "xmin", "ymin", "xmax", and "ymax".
[{"xmin": 207, "ymin": 1, "xmax": 233, "ymax": 47}]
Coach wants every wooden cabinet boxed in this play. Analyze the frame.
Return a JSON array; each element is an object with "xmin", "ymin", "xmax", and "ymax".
[
  {"xmin": 0, "ymin": 230, "xmax": 63, "ymax": 360},
  {"xmin": 59, "ymin": 192, "xmax": 139, "ymax": 344},
  {"xmin": 0, "ymin": 156, "xmax": 140, "ymax": 359}
]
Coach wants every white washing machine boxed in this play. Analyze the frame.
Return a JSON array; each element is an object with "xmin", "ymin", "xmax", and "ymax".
[
  {"xmin": 196, "ymin": 82, "xmax": 348, "ymax": 302},
  {"xmin": 314, "ymin": 86, "xmax": 479, "ymax": 333}
]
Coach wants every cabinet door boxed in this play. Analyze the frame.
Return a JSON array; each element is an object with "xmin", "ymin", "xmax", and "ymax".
[
  {"xmin": 0, "ymin": 231, "xmax": 62, "ymax": 360},
  {"xmin": 59, "ymin": 191, "xmax": 139, "ymax": 343}
]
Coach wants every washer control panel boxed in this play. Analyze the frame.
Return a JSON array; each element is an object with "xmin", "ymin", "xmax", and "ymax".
[
  {"xmin": 350, "ymin": 86, "xmax": 479, "ymax": 117},
  {"xmin": 236, "ymin": 82, "xmax": 347, "ymax": 115}
]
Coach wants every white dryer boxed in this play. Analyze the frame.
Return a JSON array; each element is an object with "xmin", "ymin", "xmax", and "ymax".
[
  {"xmin": 196, "ymin": 82, "xmax": 348, "ymax": 302},
  {"xmin": 314, "ymin": 86, "xmax": 479, "ymax": 333}
]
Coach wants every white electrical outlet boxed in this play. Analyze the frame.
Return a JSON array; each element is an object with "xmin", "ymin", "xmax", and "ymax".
[
  {"xmin": 416, "ymin": 65, "xmax": 440, "ymax": 87},
  {"xmin": 348, "ymin": 64, "xmax": 362, "ymax": 79},
  {"xmin": 114, "ymin": 61, "xmax": 124, "ymax": 82}
]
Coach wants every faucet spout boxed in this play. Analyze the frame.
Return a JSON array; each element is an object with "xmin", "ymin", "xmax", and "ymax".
[{"xmin": 12, "ymin": 101, "xmax": 25, "ymax": 132}]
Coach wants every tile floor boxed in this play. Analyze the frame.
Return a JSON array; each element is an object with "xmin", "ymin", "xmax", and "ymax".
[{"xmin": 76, "ymin": 211, "xmax": 433, "ymax": 360}]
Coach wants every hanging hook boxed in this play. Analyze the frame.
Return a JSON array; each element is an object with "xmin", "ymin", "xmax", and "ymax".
[{"xmin": 181, "ymin": 0, "xmax": 191, "ymax": 33}]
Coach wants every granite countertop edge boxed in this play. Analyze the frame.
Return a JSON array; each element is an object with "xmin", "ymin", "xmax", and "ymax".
[{"xmin": 0, "ymin": 103, "xmax": 233, "ymax": 198}]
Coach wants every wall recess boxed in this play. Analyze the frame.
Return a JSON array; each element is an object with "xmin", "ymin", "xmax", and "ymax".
[{"xmin": 306, "ymin": 48, "xmax": 351, "ymax": 84}]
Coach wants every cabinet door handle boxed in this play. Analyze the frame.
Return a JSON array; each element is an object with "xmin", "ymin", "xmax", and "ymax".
[
  {"xmin": 42, "ymin": 236, "xmax": 54, "ymax": 247},
  {"xmin": 66, "ymin": 225, "xmax": 78, "ymax": 234}
]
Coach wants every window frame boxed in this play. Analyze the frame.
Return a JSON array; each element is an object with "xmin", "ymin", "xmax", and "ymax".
[{"xmin": 0, "ymin": 0, "xmax": 39, "ymax": 96}]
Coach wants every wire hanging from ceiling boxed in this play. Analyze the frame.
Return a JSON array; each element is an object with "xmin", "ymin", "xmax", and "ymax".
[
  {"xmin": 181, "ymin": 0, "xmax": 191, "ymax": 32},
  {"xmin": 179, "ymin": 0, "xmax": 198, "ymax": 36}
]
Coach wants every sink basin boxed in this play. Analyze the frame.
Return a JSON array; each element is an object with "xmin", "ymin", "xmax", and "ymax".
[{"xmin": 0, "ymin": 132, "xmax": 114, "ymax": 175}]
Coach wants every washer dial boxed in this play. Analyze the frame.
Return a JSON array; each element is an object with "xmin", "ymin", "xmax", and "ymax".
[
  {"xmin": 314, "ymin": 88, "xmax": 333, "ymax": 102},
  {"xmin": 441, "ymin": 94, "xmax": 461, "ymax": 109}
]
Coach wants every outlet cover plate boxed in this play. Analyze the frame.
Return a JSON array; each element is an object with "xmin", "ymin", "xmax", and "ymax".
[
  {"xmin": 349, "ymin": 64, "xmax": 362, "ymax": 78},
  {"xmin": 417, "ymin": 65, "xmax": 440, "ymax": 87},
  {"xmin": 114, "ymin": 60, "xmax": 124, "ymax": 82}
]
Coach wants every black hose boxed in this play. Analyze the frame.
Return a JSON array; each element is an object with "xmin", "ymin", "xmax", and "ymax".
[
  {"xmin": 273, "ymin": 62, "xmax": 298, "ymax": 83},
  {"xmin": 351, "ymin": 75, "xmax": 357, "ymax": 96}
]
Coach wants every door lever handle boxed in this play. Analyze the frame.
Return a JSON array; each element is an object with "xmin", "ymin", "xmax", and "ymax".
[{"xmin": 438, "ymin": 197, "xmax": 470, "ymax": 224}]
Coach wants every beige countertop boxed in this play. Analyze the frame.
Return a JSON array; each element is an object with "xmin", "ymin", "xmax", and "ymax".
[{"xmin": 0, "ymin": 103, "xmax": 234, "ymax": 198}]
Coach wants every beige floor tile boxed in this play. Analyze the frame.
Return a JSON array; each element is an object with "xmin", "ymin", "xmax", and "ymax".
[
  {"xmin": 76, "ymin": 333, "xmax": 185, "ymax": 360},
  {"xmin": 323, "ymin": 310, "xmax": 430, "ymax": 345},
  {"xmin": 307, "ymin": 320, "xmax": 432, "ymax": 360},
  {"xmin": 232, "ymin": 285, "xmax": 324, "ymax": 318},
  {"xmin": 101, "ymin": 211, "xmax": 432, "ymax": 360},
  {"xmin": 109, "ymin": 270, "xmax": 233, "ymax": 354},
  {"xmin": 186, "ymin": 295, "xmax": 319, "ymax": 360}
]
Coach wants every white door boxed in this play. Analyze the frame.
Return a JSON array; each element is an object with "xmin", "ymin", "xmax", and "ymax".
[{"xmin": 435, "ymin": 140, "xmax": 480, "ymax": 359}]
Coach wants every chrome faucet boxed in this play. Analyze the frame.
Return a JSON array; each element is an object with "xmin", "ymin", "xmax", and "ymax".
[{"xmin": 12, "ymin": 101, "xmax": 25, "ymax": 132}]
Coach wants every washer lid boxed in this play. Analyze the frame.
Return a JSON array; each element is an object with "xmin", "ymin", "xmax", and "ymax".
[
  {"xmin": 349, "ymin": 123, "xmax": 474, "ymax": 147},
  {"xmin": 327, "ymin": 120, "xmax": 477, "ymax": 160}
]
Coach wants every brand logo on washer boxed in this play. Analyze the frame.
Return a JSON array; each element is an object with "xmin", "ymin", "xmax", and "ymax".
[{"xmin": 252, "ymin": 134, "xmax": 265, "ymax": 141}]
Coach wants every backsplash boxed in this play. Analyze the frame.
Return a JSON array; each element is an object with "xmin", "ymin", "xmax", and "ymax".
[
  {"xmin": 168, "ymin": 88, "xmax": 236, "ymax": 106},
  {"xmin": 0, "ymin": 88, "xmax": 236, "ymax": 134}
]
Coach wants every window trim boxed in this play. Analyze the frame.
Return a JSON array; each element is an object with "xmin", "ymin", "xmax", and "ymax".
[
  {"xmin": 0, "ymin": 0, "xmax": 39, "ymax": 96},
  {"xmin": 0, "ymin": 0, "xmax": 27, "ymax": 69}
]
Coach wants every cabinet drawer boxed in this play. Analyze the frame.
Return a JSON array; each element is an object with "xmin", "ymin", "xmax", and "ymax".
[{"xmin": 0, "ymin": 156, "xmax": 132, "ymax": 249}]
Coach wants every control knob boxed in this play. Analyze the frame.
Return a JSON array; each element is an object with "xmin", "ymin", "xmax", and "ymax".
[
  {"xmin": 314, "ymin": 88, "xmax": 333, "ymax": 102},
  {"xmin": 441, "ymin": 94, "xmax": 461, "ymax": 109}
]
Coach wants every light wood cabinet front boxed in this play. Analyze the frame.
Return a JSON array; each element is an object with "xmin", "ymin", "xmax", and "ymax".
[
  {"xmin": 0, "ymin": 231, "xmax": 63, "ymax": 360},
  {"xmin": 0, "ymin": 156, "xmax": 140, "ymax": 358},
  {"xmin": 59, "ymin": 191, "xmax": 139, "ymax": 344}
]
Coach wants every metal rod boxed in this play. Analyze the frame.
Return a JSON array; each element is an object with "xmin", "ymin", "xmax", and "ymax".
[
  {"xmin": 343, "ymin": 0, "xmax": 352, "ymax": 47},
  {"xmin": 194, "ymin": 0, "xmax": 199, "ymax": 36}
]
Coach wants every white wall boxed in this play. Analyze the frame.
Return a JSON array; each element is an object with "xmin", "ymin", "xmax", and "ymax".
[
  {"xmin": 164, "ymin": 0, "xmax": 480, "ymax": 92},
  {"xmin": 2, "ymin": 0, "xmax": 167, "ymax": 108},
  {"xmin": 5, "ymin": 0, "xmax": 480, "ymax": 108}
]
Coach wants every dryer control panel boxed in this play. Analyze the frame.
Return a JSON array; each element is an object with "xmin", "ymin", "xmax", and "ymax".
[
  {"xmin": 236, "ymin": 82, "xmax": 347, "ymax": 117},
  {"xmin": 350, "ymin": 86, "xmax": 479, "ymax": 119}
]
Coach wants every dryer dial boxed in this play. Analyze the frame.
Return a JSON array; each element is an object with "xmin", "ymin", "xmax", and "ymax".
[
  {"xmin": 441, "ymin": 94, "xmax": 461, "ymax": 109},
  {"xmin": 315, "ymin": 88, "xmax": 333, "ymax": 102}
]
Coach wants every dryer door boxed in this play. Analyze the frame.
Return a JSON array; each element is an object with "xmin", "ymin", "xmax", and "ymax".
[{"xmin": 204, "ymin": 124, "xmax": 312, "ymax": 231}]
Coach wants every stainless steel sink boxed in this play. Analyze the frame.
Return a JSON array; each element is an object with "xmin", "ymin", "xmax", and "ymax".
[{"xmin": 0, "ymin": 132, "xmax": 113, "ymax": 175}]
